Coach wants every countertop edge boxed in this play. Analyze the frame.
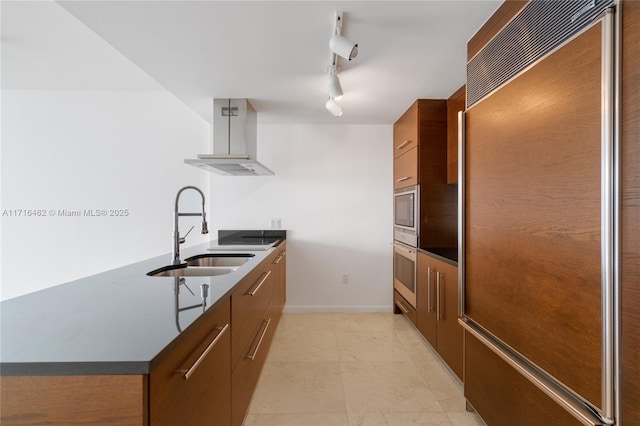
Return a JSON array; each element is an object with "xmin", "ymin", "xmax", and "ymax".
[
  {"xmin": 0, "ymin": 361, "xmax": 150, "ymax": 377},
  {"xmin": 418, "ymin": 247, "xmax": 458, "ymax": 266}
]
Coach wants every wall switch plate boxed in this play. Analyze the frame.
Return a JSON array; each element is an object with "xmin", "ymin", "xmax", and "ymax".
[
  {"xmin": 270, "ymin": 218, "xmax": 281, "ymax": 229},
  {"xmin": 342, "ymin": 273, "xmax": 350, "ymax": 284}
]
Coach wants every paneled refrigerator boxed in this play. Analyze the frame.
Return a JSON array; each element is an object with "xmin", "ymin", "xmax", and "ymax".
[{"xmin": 459, "ymin": 1, "xmax": 619, "ymax": 425}]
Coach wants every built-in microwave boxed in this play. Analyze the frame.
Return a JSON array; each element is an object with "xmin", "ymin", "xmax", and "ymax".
[{"xmin": 394, "ymin": 185, "xmax": 419, "ymax": 247}]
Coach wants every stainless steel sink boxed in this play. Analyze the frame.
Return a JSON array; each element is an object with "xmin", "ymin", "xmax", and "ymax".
[
  {"xmin": 184, "ymin": 253, "xmax": 254, "ymax": 267},
  {"xmin": 147, "ymin": 264, "xmax": 236, "ymax": 278},
  {"xmin": 147, "ymin": 254, "xmax": 254, "ymax": 278}
]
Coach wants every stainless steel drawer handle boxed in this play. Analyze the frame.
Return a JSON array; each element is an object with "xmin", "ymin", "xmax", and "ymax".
[
  {"xmin": 436, "ymin": 272, "xmax": 443, "ymax": 321},
  {"xmin": 180, "ymin": 323, "xmax": 229, "ymax": 380},
  {"xmin": 397, "ymin": 140, "xmax": 411, "ymax": 149},
  {"xmin": 247, "ymin": 270, "xmax": 272, "ymax": 296},
  {"xmin": 247, "ymin": 318, "xmax": 271, "ymax": 361},
  {"xmin": 273, "ymin": 255, "xmax": 284, "ymax": 264},
  {"xmin": 396, "ymin": 299, "xmax": 410, "ymax": 314},
  {"xmin": 396, "ymin": 176, "xmax": 410, "ymax": 182},
  {"xmin": 427, "ymin": 267, "xmax": 433, "ymax": 312}
]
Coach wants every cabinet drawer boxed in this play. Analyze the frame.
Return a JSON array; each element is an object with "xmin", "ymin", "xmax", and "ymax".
[
  {"xmin": 231, "ymin": 312, "xmax": 278, "ymax": 426},
  {"xmin": 150, "ymin": 297, "xmax": 231, "ymax": 426},
  {"xmin": 393, "ymin": 103, "xmax": 418, "ymax": 158},
  {"xmin": 231, "ymin": 263, "xmax": 275, "ymax": 369},
  {"xmin": 393, "ymin": 146, "xmax": 418, "ymax": 189},
  {"xmin": 394, "ymin": 290, "xmax": 416, "ymax": 326}
]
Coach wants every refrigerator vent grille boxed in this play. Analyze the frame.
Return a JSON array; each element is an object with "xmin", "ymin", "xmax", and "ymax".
[{"xmin": 467, "ymin": 0, "xmax": 614, "ymax": 107}]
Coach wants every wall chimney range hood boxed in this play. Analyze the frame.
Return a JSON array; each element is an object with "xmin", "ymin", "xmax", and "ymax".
[{"xmin": 185, "ymin": 99, "xmax": 274, "ymax": 176}]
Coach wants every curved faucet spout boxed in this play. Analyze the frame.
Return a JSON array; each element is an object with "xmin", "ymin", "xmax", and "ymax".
[{"xmin": 173, "ymin": 186, "xmax": 209, "ymax": 265}]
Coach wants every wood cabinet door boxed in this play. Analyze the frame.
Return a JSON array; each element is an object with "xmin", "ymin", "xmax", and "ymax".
[
  {"xmin": 465, "ymin": 23, "xmax": 603, "ymax": 408},
  {"xmin": 231, "ymin": 262, "xmax": 275, "ymax": 370},
  {"xmin": 231, "ymin": 307, "xmax": 278, "ymax": 426},
  {"xmin": 433, "ymin": 259, "xmax": 462, "ymax": 380},
  {"xmin": 446, "ymin": 86, "xmax": 465, "ymax": 184},
  {"xmin": 150, "ymin": 298, "xmax": 231, "ymax": 426},
  {"xmin": 417, "ymin": 253, "xmax": 463, "ymax": 380},
  {"xmin": 272, "ymin": 243, "xmax": 287, "ymax": 311},
  {"xmin": 393, "ymin": 147, "xmax": 418, "ymax": 190},
  {"xmin": 0, "ymin": 375, "xmax": 146, "ymax": 426},
  {"xmin": 416, "ymin": 252, "xmax": 437, "ymax": 346},
  {"xmin": 393, "ymin": 102, "xmax": 418, "ymax": 158},
  {"xmin": 465, "ymin": 333, "xmax": 583, "ymax": 426}
]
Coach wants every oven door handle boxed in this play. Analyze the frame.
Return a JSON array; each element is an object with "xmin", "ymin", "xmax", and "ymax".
[{"xmin": 393, "ymin": 243, "xmax": 415, "ymax": 256}]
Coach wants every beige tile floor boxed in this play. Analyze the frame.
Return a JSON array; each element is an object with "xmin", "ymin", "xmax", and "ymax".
[{"xmin": 244, "ymin": 313, "xmax": 486, "ymax": 426}]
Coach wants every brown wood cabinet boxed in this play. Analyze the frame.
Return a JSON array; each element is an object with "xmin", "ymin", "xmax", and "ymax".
[
  {"xmin": 0, "ymin": 375, "xmax": 147, "ymax": 425},
  {"xmin": 0, "ymin": 243, "xmax": 288, "ymax": 426},
  {"xmin": 465, "ymin": 333, "xmax": 583, "ymax": 426},
  {"xmin": 271, "ymin": 242, "xmax": 287, "ymax": 322},
  {"xmin": 231, "ymin": 245, "xmax": 286, "ymax": 426},
  {"xmin": 416, "ymin": 251, "xmax": 462, "ymax": 380},
  {"xmin": 393, "ymin": 99, "xmax": 458, "ymax": 249},
  {"xmin": 446, "ymin": 85, "xmax": 465, "ymax": 184},
  {"xmin": 393, "ymin": 145, "xmax": 418, "ymax": 189},
  {"xmin": 393, "ymin": 102, "xmax": 418, "ymax": 159},
  {"xmin": 150, "ymin": 297, "xmax": 231, "ymax": 426}
]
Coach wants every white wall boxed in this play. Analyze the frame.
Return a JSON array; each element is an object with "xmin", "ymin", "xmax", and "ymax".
[
  {"xmin": 0, "ymin": 90, "xmax": 211, "ymax": 300},
  {"xmin": 1, "ymin": 2, "xmax": 395, "ymax": 310},
  {"xmin": 0, "ymin": 2, "xmax": 211, "ymax": 301},
  {"xmin": 210, "ymin": 124, "xmax": 394, "ymax": 312}
]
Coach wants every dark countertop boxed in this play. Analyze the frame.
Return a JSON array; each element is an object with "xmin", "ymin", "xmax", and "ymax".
[
  {"xmin": 0, "ymin": 232, "xmax": 285, "ymax": 376},
  {"xmin": 419, "ymin": 247, "xmax": 458, "ymax": 266}
]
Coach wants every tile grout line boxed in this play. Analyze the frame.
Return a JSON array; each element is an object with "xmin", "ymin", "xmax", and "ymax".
[{"xmin": 332, "ymin": 313, "xmax": 352, "ymax": 424}]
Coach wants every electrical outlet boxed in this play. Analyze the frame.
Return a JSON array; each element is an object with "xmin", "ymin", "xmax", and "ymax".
[
  {"xmin": 270, "ymin": 218, "xmax": 281, "ymax": 230},
  {"xmin": 342, "ymin": 273, "xmax": 350, "ymax": 284}
]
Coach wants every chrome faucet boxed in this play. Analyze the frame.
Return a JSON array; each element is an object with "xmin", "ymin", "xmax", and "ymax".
[{"xmin": 173, "ymin": 186, "xmax": 209, "ymax": 264}]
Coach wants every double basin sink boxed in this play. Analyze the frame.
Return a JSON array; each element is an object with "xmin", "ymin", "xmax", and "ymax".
[{"xmin": 147, "ymin": 253, "xmax": 255, "ymax": 277}]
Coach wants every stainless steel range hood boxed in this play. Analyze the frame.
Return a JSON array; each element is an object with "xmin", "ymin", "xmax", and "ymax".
[{"xmin": 185, "ymin": 99, "xmax": 274, "ymax": 176}]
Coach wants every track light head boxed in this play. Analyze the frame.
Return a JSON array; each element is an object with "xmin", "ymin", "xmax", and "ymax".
[
  {"xmin": 325, "ymin": 98, "xmax": 343, "ymax": 117},
  {"xmin": 329, "ymin": 34, "xmax": 358, "ymax": 61},
  {"xmin": 327, "ymin": 72, "xmax": 343, "ymax": 100}
]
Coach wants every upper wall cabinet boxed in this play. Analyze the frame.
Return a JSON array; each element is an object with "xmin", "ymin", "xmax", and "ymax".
[
  {"xmin": 446, "ymin": 86, "xmax": 465, "ymax": 184},
  {"xmin": 393, "ymin": 145, "xmax": 419, "ymax": 189},
  {"xmin": 393, "ymin": 102, "xmax": 419, "ymax": 159}
]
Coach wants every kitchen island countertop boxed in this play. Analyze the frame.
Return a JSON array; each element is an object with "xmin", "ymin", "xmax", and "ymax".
[{"xmin": 0, "ymin": 236, "xmax": 285, "ymax": 376}]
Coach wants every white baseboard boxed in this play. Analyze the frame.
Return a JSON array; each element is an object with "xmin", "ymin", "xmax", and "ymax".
[{"xmin": 282, "ymin": 305, "xmax": 394, "ymax": 314}]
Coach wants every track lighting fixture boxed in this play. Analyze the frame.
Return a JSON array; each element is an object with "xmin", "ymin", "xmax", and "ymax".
[
  {"xmin": 325, "ymin": 98, "xmax": 343, "ymax": 117},
  {"xmin": 330, "ymin": 34, "xmax": 358, "ymax": 61},
  {"xmin": 327, "ymin": 70, "xmax": 343, "ymax": 100},
  {"xmin": 324, "ymin": 11, "xmax": 358, "ymax": 117},
  {"xmin": 329, "ymin": 12, "xmax": 358, "ymax": 61}
]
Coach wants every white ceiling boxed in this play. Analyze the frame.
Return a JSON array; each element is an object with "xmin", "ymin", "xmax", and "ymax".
[{"xmin": 2, "ymin": 1, "xmax": 501, "ymax": 124}]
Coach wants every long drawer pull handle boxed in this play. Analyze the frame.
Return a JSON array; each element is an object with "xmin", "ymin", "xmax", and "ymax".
[
  {"xmin": 396, "ymin": 299, "xmax": 410, "ymax": 314},
  {"xmin": 436, "ymin": 272, "xmax": 443, "ymax": 321},
  {"xmin": 393, "ymin": 243, "xmax": 414, "ymax": 254},
  {"xmin": 427, "ymin": 267, "xmax": 433, "ymax": 312},
  {"xmin": 248, "ymin": 270, "xmax": 271, "ymax": 296},
  {"xmin": 247, "ymin": 318, "xmax": 271, "ymax": 361},
  {"xmin": 397, "ymin": 140, "xmax": 411, "ymax": 149},
  {"xmin": 396, "ymin": 176, "xmax": 410, "ymax": 182},
  {"xmin": 180, "ymin": 323, "xmax": 229, "ymax": 380},
  {"xmin": 273, "ymin": 255, "xmax": 284, "ymax": 264}
]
